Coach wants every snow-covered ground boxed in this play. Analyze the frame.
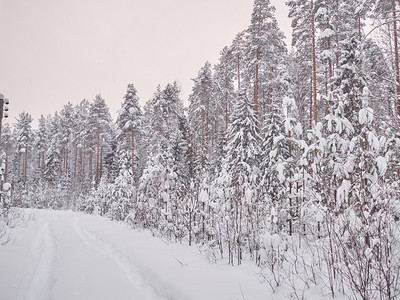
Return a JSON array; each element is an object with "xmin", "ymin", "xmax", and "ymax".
[{"xmin": 0, "ymin": 209, "xmax": 277, "ymax": 300}]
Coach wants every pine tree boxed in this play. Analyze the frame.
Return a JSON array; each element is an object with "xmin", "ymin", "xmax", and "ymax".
[
  {"xmin": 72, "ymin": 99, "xmax": 90, "ymax": 185},
  {"xmin": 60, "ymin": 102, "xmax": 75, "ymax": 176},
  {"xmin": 188, "ymin": 62, "xmax": 215, "ymax": 174},
  {"xmin": 13, "ymin": 112, "xmax": 33, "ymax": 186},
  {"xmin": 35, "ymin": 115, "xmax": 48, "ymax": 180},
  {"xmin": 247, "ymin": 0, "xmax": 287, "ymax": 128},
  {"xmin": 214, "ymin": 46, "xmax": 236, "ymax": 138},
  {"xmin": 287, "ymin": 0, "xmax": 314, "ymax": 129},
  {"xmin": 87, "ymin": 95, "xmax": 112, "ymax": 185}
]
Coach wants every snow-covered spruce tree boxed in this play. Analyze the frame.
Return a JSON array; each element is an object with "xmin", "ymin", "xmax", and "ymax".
[
  {"xmin": 278, "ymin": 97, "xmax": 304, "ymax": 237},
  {"xmin": 103, "ymin": 136, "xmax": 119, "ymax": 183},
  {"xmin": 136, "ymin": 151, "xmax": 166, "ymax": 230},
  {"xmin": 43, "ymin": 113, "xmax": 63, "ymax": 208},
  {"xmin": 260, "ymin": 102, "xmax": 289, "ymax": 234},
  {"xmin": 115, "ymin": 84, "xmax": 143, "ymax": 183},
  {"xmin": 220, "ymin": 91, "xmax": 261, "ymax": 265},
  {"xmin": 108, "ymin": 153, "xmax": 135, "ymax": 221},
  {"xmin": 136, "ymin": 83, "xmax": 189, "ymax": 238},
  {"xmin": 80, "ymin": 185, "xmax": 100, "ymax": 215}
]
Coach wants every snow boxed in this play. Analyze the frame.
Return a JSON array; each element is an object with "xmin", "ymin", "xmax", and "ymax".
[
  {"xmin": 282, "ymin": 96, "xmax": 295, "ymax": 108},
  {"xmin": 245, "ymin": 188, "xmax": 253, "ymax": 204},
  {"xmin": 376, "ymin": 156, "xmax": 387, "ymax": 177},
  {"xmin": 199, "ymin": 189, "xmax": 209, "ymax": 203},
  {"xmin": 3, "ymin": 182, "xmax": 11, "ymax": 191},
  {"xmin": 276, "ymin": 162, "xmax": 286, "ymax": 183},
  {"xmin": 315, "ymin": 7, "xmax": 327, "ymax": 19},
  {"xmin": 368, "ymin": 131, "xmax": 380, "ymax": 151},
  {"xmin": 319, "ymin": 28, "xmax": 335, "ymax": 39},
  {"xmin": 337, "ymin": 180, "xmax": 351, "ymax": 209},
  {"xmin": 358, "ymin": 107, "xmax": 373, "ymax": 125},
  {"xmin": 0, "ymin": 209, "xmax": 275, "ymax": 300}
]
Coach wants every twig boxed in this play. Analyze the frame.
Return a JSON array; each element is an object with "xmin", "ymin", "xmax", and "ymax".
[{"xmin": 171, "ymin": 255, "xmax": 187, "ymax": 267}]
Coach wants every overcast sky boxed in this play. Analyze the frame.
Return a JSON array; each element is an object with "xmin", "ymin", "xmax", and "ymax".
[{"xmin": 0, "ymin": 0, "xmax": 290, "ymax": 127}]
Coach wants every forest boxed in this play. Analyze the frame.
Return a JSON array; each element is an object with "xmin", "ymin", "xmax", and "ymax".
[{"xmin": 1, "ymin": 0, "xmax": 400, "ymax": 299}]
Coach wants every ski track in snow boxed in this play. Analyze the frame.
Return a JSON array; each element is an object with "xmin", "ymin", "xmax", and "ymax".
[
  {"xmin": 73, "ymin": 217, "xmax": 166, "ymax": 300},
  {"xmin": 25, "ymin": 222, "xmax": 57, "ymax": 300}
]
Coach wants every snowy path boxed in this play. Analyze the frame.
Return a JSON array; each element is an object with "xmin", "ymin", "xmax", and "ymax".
[{"xmin": 0, "ymin": 209, "xmax": 275, "ymax": 300}]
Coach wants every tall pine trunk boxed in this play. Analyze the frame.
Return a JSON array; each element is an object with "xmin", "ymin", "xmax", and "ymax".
[
  {"xmin": 237, "ymin": 52, "xmax": 241, "ymax": 101},
  {"xmin": 95, "ymin": 127, "xmax": 100, "ymax": 184},
  {"xmin": 100, "ymin": 145, "xmax": 103, "ymax": 180},
  {"xmin": 311, "ymin": 0, "xmax": 318, "ymax": 125},
  {"xmin": 24, "ymin": 149, "xmax": 28, "ymax": 186},
  {"xmin": 254, "ymin": 49, "xmax": 259, "ymax": 131},
  {"xmin": 131, "ymin": 127, "xmax": 135, "ymax": 179},
  {"xmin": 326, "ymin": 0, "xmax": 333, "ymax": 94},
  {"xmin": 392, "ymin": 0, "xmax": 400, "ymax": 115},
  {"xmin": 4, "ymin": 154, "xmax": 8, "ymax": 183}
]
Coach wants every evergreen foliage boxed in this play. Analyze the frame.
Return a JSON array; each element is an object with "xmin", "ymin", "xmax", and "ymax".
[{"xmin": 3, "ymin": 1, "xmax": 400, "ymax": 297}]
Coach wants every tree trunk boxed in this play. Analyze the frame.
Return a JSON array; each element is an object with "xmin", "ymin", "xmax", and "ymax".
[
  {"xmin": 132, "ymin": 127, "xmax": 135, "ymax": 178},
  {"xmin": 82, "ymin": 141, "xmax": 86, "ymax": 180},
  {"xmin": 310, "ymin": 76, "xmax": 314, "ymax": 129},
  {"xmin": 237, "ymin": 52, "xmax": 241, "ymax": 101},
  {"xmin": 96, "ymin": 127, "xmax": 100, "ymax": 184},
  {"xmin": 74, "ymin": 146, "xmax": 77, "ymax": 179},
  {"xmin": 326, "ymin": 0, "xmax": 333, "ymax": 95},
  {"xmin": 5, "ymin": 154, "xmax": 8, "ymax": 183},
  {"xmin": 201, "ymin": 84, "xmax": 205, "ymax": 169},
  {"xmin": 225, "ymin": 75, "xmax": 229, "ymax": 134},
  {"xmin": 41, "ymin": 152, "xmax": 44, "ymax": 180},
  {"xmin": 393, "ymin": 0, "xmax": 400, "ymax": 115},
  {"xmin": 65, "ymin": 148, "xmax": 68, "ymax": 175},
  {"xmin": 79, "ymin": 147, "xmax": 83, "ymax": 180},
  {"xmin": 89, "ymin": 151, "xmax": 93, "ymax": 184},
  {"xmin": 100, "ymin": 145, "xmax": 103, "ymax": 180},
  {"xmin": 311, "ymin": 0, "xmax": 318, "ymax": 125},
  {"xmin": 38, "ymin": 153, "xmax": 41, "ymax": 179},
  {"xmin": 24, "ymin": 149, "xmax": 28, "ymax": 186},
  {"xmin": 254, "ymin": 49, "xmax": 260, "ymax": 132}
]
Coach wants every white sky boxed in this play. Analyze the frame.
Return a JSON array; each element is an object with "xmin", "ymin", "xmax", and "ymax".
[{"xmin": 0, "ymin": 0, "xmax": 290, "ymax": 127}]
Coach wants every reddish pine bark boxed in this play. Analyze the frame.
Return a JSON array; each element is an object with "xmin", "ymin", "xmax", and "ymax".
[
  {"xmin": 393, "ymin": 0, "xmax": 400, "ymax": 115},
  {"xmin": 254, "ymin": 49, "xmax": 260, "ymax": 132},
  {"xmin": 131, "ymin": 127, "xmax": 135, "ymax": 178},
  {"xmin": 95, "ymin": 127, "xmax": 100, "ymax": 184},
  {"xmin": 311, "ymin": 0, "xmax": 318, "ymax": 124}
]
